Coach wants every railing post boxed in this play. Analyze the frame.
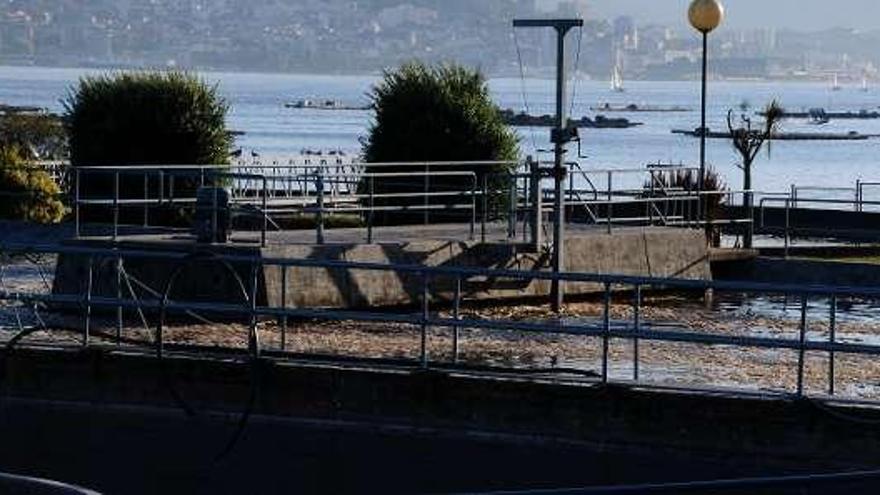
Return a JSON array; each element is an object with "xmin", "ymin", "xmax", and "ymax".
[
  {"xmin": 797, "ymin": 294, "xmax": 808, "ymax": 397},
  {"xmin": 602, "ymin": 282, "xmax": 611, "ymax": 384},
  {"xmin": 112, "ymin": 171, "xmax": 119, "ymax": 241},
  {"xmin": 424, "ymin": 163, "xmax": 430, "ymax": 225},
  {"xmin": 633, "ymin": 284, "xmax": 641, "ymax": 382},
  {"xmin": 785, "ymin": 198, "xmax": 791, "ymax": 259},
  {"xmin": 421, "ymin": 272, "xmax": 430, "ymax": 369},
  {"xmin": 855, "ymin": 179, "xmax": 862, "ymax": 212},
  {"xmin": 83, "ymin": 255, "xmax": 93, "ymax": 347},
  {"xmin": 316, "ymin": 168, "xmax": 325, "ymax": 245},
  {"xmin": 481, "ymin": 174, "xmax": 488, "ymax": 243},
  {"xmin": 507, "ymin": 172, "xmax": 516, "ymax": 239},
  {"xmin": 469, "ymin": 175, "xmax": 476, "ymax": 241},
  {"xmin": 529, "ymin": 157, "xmax": 543, "ymax": 249},
  {"xmin": 829, "ymin": 294, "xmax": 837, "ymax": 396},
  {"xmin": 368, "ymin": 175, "xmax": 375, "ymax": 244},
  {"xmin": 74, "ymin": 168, "xmax": 81, "ymax": 238},
  {"xmin": 606, "ymin": 171, "xmax": 613, "ymax": 235},
  {"xmin": 453, "ymin": 275, "xmax": 461, "ymax": 364},
  {"xmin": 116, "ymin": 255, "xmax": 123, "ymax": 345},
  {"xmin": 143, "ymin": 172, "xmax": 149, "ymax": 227},
  {"xmin": 261, "ymin": 176, "xmax": 268, "ymax": 247},
  {"xmin": 281, "ymin": 265, "xmax": 288, "ymax": 351}
]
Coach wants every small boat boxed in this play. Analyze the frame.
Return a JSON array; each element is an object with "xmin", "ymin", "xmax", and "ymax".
[
  {"xmin": 285, "ymin": 98, "xmax": 368, "ymax": 111},
  {"xmin": 862, "ymin": 75, "xmax": 870, "ymax": 92},
  {"xmin": 831, "ymin": 73, "xmax": 842, "ymax": 91}
]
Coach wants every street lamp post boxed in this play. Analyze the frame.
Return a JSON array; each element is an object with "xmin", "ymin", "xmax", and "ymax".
[{"xmin": 688, "ymin": 0, "xmax": 724, "ymax": 222}]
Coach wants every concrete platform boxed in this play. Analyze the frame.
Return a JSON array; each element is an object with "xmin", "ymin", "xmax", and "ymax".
[{"xmin": 53, "ymin": 224, "xmax": 711, "ymax": 309}]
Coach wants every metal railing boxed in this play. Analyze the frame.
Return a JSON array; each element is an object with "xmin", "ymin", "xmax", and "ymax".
[{"xmin": 2, "ymin": 242, "xmax": 879, "ymax": 404}]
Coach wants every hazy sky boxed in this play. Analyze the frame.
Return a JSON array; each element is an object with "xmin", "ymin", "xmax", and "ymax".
[{"xmin": 548, "ymin": 1, "xmax": 875, "ymax": 31}]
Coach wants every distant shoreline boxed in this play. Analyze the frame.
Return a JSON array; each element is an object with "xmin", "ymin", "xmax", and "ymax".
[{"xmin": 0, "ymin": 62, "xmax": 860, "ymax": 85}]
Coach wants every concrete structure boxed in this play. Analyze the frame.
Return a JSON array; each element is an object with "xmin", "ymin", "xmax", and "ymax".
[
  {"xmin": 52, "ymin": 225, "xmax": 711, "ymax": 309},
  {"xmin": 1, "ymin": 347, "xmax": 878, "ymax": 494}
]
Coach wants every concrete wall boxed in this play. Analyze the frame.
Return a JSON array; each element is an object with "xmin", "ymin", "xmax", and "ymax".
[
  {"xmin": 53, "ymin": 228, "xmax": 711, "ymax": 310},
  {"xmin": 1, "ymin": 347, "xmax": 879, "ymax": 495},
  {"xmin": 262, "ymin": 228, "xmax": 711, "ymax": 308}
]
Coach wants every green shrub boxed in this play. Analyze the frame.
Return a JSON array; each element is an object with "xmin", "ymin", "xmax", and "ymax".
[
  {"xmin": 360, "ymin": 61, "xmax": 519, "ymax": 224},
  {"xmin": 64, "ymin": 71, "xmax": 231, "ymax": 166},
  {"xmin": 63, "ymin": 71, "xmax": 232, "ymax": 224},
  {"xmin": 0, "ymin": 146, "xmax": 66, "ymax": 224},
  {"xmin": 0, "ymin": 111, "xmax": 67, "ymax": 160}
]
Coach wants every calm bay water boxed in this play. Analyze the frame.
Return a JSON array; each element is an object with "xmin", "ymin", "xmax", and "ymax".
[{"xmin": 3, "ymin": 65, "xmax": 879, "ymax": 193}]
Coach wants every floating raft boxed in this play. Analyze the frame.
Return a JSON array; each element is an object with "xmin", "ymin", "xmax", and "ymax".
[
  {"xmin": 671, "ymin": 129, "xmax": 875, "ymax": 141},
  {"xmin": 590, "ymin": 103, "xmax": 690, "ymax": 113},
  {"xmin": 500, "ymin": 109, "xmax": 642, "ymax": 129},
  {"xmin": 759, "ymin": 109, "xmax": 880, "ymax": 120}
]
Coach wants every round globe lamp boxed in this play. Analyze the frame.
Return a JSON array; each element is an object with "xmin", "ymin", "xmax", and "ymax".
[{"xmin": 689, "ymin": 0, "xmax": 725, "ymax": 33}]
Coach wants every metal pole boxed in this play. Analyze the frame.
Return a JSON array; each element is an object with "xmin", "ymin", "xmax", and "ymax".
[
  {"xmin": 513, "ymin": 19, "xmax": 581, "ymax": 313},
  {"xmin": 551, "ymin": 25, "xmax": 570, "ymax": 313},
  {"xmin": 424, "ymin": 163, "xmax": 430, "ymax": 225},
  {"xmin": 698, "ymin": 31, "xmax": 708, "ymax": 222},
  {"xmin": 829, "ymin": 295, "xmax": 837, "ymax": 396}
]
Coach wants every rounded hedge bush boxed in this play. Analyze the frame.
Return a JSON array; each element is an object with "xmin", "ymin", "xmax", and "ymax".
[
  {"xmin": 64, "ymin": 71, "xmax": 231, "ymax": 167},
  {"xmin": 63, "ymin": 71, "xmax": 232, "ymax": 224},
  {"xmin": 360, "ymin": 62, "xmax": 519, "ymax": 224}
]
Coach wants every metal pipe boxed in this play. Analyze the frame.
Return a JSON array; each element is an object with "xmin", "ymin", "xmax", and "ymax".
[{"xmin": 698, "ymin": 31, "xmax": 708, "ymax": 222}]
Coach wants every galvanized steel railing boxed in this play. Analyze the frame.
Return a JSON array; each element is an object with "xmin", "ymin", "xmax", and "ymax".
[{"xmin": 1, "ymin": 242, "xmax": 878, "ymax": 403}]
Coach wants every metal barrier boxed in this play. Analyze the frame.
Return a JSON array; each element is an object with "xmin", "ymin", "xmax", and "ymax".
[{"xmin": 1, "ymin": 242, "xmax": 878, "ymax": 403}]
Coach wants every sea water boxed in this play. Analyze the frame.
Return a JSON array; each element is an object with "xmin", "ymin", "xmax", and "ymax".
[{"xmin": 2, "ymin": 65, "xmax": 879, "ymax": 195}]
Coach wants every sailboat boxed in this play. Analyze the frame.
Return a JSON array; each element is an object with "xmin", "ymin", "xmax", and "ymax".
[
  {"xmin": 862, "ymin": 75, "xmax": 870, "ymax": 92},
  {"xmin": 611, "ymin": 64, "xmax": 624, "ymax": 92},
  {"xmin": 831, "ymin": 73, "xmax": 842, "ymax": 91}
]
